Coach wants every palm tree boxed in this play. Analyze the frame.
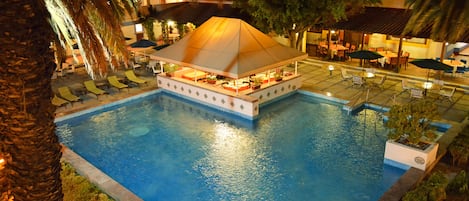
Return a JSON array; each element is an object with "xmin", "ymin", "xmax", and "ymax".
[
  {"xmin": 0, "ymin": 0, "xmax": 135, "ymax": 200},
  {"xmin": 403, "ymin": 0, "xmax": 469, "ymax": 43}
]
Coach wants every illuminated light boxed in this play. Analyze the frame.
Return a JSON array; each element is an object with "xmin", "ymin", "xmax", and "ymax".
[
  {"xmin": 364, "ymin": 34, "xmax": 367, "ymax": 36},
  {"xmin": 445, "ymin": 42, "xmax": 449, "ymax": 45},
  {"xmin": 423, "ymin": 82, "xmax": 433, "ymax": 89},
  {"xmin": 330, "ymin": 30, "xmax": 335, "ymax": 34},
  {"xmin": 365, "ymin": 72, "xmax": 375, "ymax": 78},
  {"xmin": 167, "ymin": 20, "xmax": 175, "ymax": 27},
  {"xmin": 0, "ymin": 158, "xmax": 4, "ymax": 170},
  {"xmin": 135, "ymin": 23, "xmax": 143, "ymax": 33},
  {"xmin": 326, "ymin": 92, "xmax": 332, "ymax": 96},
  {"xmin": 328, "ymin": 65, "xmax": 334, "ymax": 76}
]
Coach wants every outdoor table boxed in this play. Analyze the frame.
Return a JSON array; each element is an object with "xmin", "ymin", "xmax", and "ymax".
[
  {"xmin": 377, "ymin": 51, "xmax": 398, "ymax": 67},
  {"xmin": 320, "ymin": 44, "xmax": 348, "ymax": 59},
  {"xmin": 443, "ymin": 59, "xmax": 463, "ymax": 76}
]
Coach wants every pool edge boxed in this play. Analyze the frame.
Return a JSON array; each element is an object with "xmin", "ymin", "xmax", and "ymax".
[{"xmin": 61, "ymin": 145, "xmax": 143, "ymax": 201}]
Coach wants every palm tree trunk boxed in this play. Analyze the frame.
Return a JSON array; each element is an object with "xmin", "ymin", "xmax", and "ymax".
[{"xmin": 0, "ymin": 0, "xmax": 63, "ymax": 200}]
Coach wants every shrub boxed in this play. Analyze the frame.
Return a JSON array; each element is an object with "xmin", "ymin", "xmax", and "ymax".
[
  {"xmin": 402, "ymin": 171, "xmax": 448, "ymax": 201},
  {"xmin": 447, "ymin": 170, "xmax": 469, "ymax": 195},
  {"xmin": 61, "ymin": 162, "xmax": 114, "ymax": 201}
]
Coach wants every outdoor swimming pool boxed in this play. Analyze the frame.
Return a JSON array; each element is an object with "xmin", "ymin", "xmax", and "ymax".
[{"xmin": 56, "ymin": 91, "xmax": 406, "ymax": 201}]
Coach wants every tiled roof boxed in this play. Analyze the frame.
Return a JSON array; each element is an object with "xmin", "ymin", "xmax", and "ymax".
[{"xmin": 332, "ymin": 7, "xmax": 469, "ymax": 42}]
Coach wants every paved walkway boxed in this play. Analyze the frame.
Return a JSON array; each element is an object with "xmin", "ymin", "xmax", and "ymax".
[{"xmin": 52, "ymin": 57, "xmax": 469, "ymax": 201}]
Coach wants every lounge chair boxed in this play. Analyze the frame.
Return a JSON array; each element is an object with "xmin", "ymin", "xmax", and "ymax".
[
  {"xmin": 58, "ymin": 86, "xmax": 81, "ymax": 104},
  {"xmin": 125, "ymin": 70, "xmax": 147, "ymax": 86},
  {"xmin": 52, "ymin": 95, "xmax": 69, "ymax": 108},
  {"xmin": 84, "ymin": 80, "xmax": 107, "ymax": 99},
  {"xmin": 107, "ymin": 76, "xmax": 128, "ymax": 91}
]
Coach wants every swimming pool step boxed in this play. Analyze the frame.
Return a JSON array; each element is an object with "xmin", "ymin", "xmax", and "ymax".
[{"xmin": 343, "ymin": 98, "xmax": 365, "ymax": 113}]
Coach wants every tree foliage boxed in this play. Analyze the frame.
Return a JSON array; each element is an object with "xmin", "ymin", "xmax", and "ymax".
[
  {"xmin": 404, "ymin": 0, "xmax": 469, "ymax": 43},
  {"xmin": 46, "ymin": 0, "xmax": 136, "ymax": 79},
  {"xmin": 233, "ymin": 0, "xmax": 380, "ymax": 49}
]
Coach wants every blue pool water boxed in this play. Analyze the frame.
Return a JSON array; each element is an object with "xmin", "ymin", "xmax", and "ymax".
[{"xmin": 56, "ymin": 91, "xmax": 406, "ymax": 201}]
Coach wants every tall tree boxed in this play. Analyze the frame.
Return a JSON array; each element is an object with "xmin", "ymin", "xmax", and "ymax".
[
  {"xmin": 403, "ymin": 0, "xmax": 469, "ymax": 43},
  {"xmin": 0, "ymin": 0, "xmax": 135, "ymax": 200},
  {"xmin": 233, "ymin": 0, "xmax": 380, "ymax": 50}
]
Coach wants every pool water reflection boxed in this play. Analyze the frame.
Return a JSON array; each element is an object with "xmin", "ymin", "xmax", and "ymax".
[{"xmin": 56, "ymin": 91, "xmax": 405, "ymax": 201}]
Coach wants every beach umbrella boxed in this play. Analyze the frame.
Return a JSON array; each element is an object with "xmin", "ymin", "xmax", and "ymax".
[{"xmin": 409, "ymin": 59, "xmax": 452, "ymax": 80}]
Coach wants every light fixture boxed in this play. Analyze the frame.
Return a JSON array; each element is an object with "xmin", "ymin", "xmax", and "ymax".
[
  {"xmin": 0, "ymin": 156, "xmax": 5, "ymax": 170},
  {"xmin": 326, "ymin": 92, "xmax": 332, "ymax": 97},
  {"xmin": 167, "ymin": 20, "xmax": 175, "ymax": 27},
  {"xmin": 423, "ymin": 82, "xmax": 433, "ymax": 89},
  {"xmin": 328, "ymin": 65, "xmax": 334, "ymax": 76},
  {"xmin": 330, "ymin": 30, "xmax": 336, "ymax": 34},
  {"xmin": 135, "ymin": 23, "xmax": 143, "ymax": 33}
]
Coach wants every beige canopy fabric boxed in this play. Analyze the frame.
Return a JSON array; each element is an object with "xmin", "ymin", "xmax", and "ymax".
[{"xmin": 150, "ymin": 17, "xmax": 307, "ymax": 79}]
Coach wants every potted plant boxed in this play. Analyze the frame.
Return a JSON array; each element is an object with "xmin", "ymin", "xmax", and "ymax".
[
  {"xmin": 274, "ymin": 73, "xmax": 283, "ymax": 81},
  {"xmin": 252, "ymin": 77, "xmax": 262, "ymax": 90},
  {"xmin": 384, "ymin": 99, "xmax": 441, "ymax": 170},
  {"xmin": 163, "ymin": 64, "xmax": 178, "ymax": 77},
  {"xmin": 206, "ymin": 74, "xmax": 217, "ymax": 84},
  {"xmin": 386, "ymin": 99, "xmax": 439, "ymax": 147}
]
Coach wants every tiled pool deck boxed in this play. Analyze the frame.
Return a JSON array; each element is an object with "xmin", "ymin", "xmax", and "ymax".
[{"xmin": 54, "ymin": 57, "xmax": 469, "ymax": 201}]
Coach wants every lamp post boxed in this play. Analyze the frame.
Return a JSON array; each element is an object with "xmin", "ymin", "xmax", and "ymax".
[{"xmin": 328, "ymin": 65, "xmax": 334, "ymax": 76}]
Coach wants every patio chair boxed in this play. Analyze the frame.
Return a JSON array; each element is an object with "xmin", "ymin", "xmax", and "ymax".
[
  {"xmin": 410, "ymin": 88, "xmax": 424, "ymax": 99},
  {"xmin": 371, "ymin": 75, "xmax": 386, "ymax": 90},
  {"xmin": 107, "ymin": 76, "xmax": 128, "ymax": 92},
  {"xmin": 130, "ymin": 60, "xmax": 142, "ymax": 70},
  {"xmin": 52, "ymin": 95, "xmax": 69, "ymax": 108},
  {"xmin": 58, "ymin": 86, "xmax": 81, "ymax": 104},
  {"xmin": 341, "ymin": 68, "xmax": 353, "ymax": 81},
  {"xmin": 352, "ymin": 75, "xmax": 364, "ymax": 88},
  {"xmin": 125, "ymin": 70, "xmax": 147, "ymax": 86},
  {"xmin": 84, "ymin": 80, "xmax": 107, "ymax": 99},
  {"xmin": 439, "ymin": 87, "xmax": 456, "ymax": 102},
  {"xmin": 148, "ymin": 60, "xmax": 161, "ymax": 76},
  {"xmin": 401, "ymin": 79, "xmax": 412, "ymax": 93}
]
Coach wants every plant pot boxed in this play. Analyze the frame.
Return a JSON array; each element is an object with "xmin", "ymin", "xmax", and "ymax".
[
  {"xmin": 207, "ymin": 79, "xmax": 216, "ymax": 84},
  {"xmin": 275, "ymin": 77, "xmax": 283, "ymax": 82},
  {"xmin": 384, "ymin": 139, "xmax": 439, "ymax": 171}
]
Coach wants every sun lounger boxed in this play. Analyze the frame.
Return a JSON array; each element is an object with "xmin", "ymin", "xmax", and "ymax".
[
  {"xmin": 107, "ymin": 76, "xmax": 128, "ymax": 91},
  {"xmin": 58, "ymin": 86, "xmax": 81, "ymax": 104},
  {"xmin": 84, "ymin": 80, "xmax": 107, "ymax": 99},
  {"xmin": 125, "ymin": 70, "xmax": 147, "ymax": 86},
  {"xmin": 52, "ymin": 95, "xmax": 69, "ymax": 107}
]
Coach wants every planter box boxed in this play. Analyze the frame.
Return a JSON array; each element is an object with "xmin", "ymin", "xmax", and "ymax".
[
  {"xmin": 384, "ymin": 140, "xmax": 439, "ymax": 171},
  {"xmin": 207, "ymin": 79, "xmax": 217, "ymax": 84}
]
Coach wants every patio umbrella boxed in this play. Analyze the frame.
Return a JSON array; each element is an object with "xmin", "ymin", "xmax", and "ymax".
[
  {"xmin": 348, "ymin": 50, "xmax": 384, "ymax": 60},
  {"xmin": 348, "ymin": 50, "xmax": 383, "ymax": 67},
  {"xmin": 130, "ymin": 39, "xmax": 157, "ymax": 48},
  {"xmin": 409, "ymin": 59, "xmax": 452, "ymax": 80},
  {"xmin": 129, "ymin": 39, "xmax": 157, "ymax": 54}
]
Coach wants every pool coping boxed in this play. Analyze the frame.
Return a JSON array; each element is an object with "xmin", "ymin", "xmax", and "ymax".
[{"xmin": 61, "ymin": 146, "xmax": 143, "ymax": 201}]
